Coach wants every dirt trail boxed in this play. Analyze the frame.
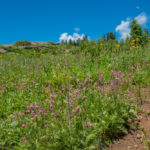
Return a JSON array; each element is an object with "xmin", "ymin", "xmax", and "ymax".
[{"xmin": 108, "ymin": 88, "xmax": 150, "ymax": 150}]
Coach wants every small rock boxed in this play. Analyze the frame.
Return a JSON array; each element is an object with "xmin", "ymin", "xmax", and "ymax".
[
  {"xmin": 127, "ymin": 146, "xmax": 133, "ymax": 149},
  {"xmin": 128, "ymin": 119, "xmax": 132, "ymax": 123},
  {"xmin": 137, "ymin": 134, "xmax": 141, "ymax": 139},
  {"xmin": 134, "ymin": 145, "xmax": 138, "ymax": 148},
  {"xmin": 134, "ymin": 118, "xmax": 140, "ymax": 122},
  {"xmin": 0, "ymin": 48, "xmax": 7, "ymax": 53}
]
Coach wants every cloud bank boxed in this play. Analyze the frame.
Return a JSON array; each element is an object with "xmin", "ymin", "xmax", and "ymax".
[
  {"xmin": 116, "ymin": 13, "xmax": 148, "ymax": 40},
  {"xmin": 59, "ymin": 33, "xmax": 85, "ymax": 43}
]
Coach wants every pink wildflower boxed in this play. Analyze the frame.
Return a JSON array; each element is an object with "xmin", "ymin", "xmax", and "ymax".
[
  {"xmin": 89, "ymin": 124, "xmax": 94, "ymax": 128},
  {"xmin": 110, "ymin": 82, "xmax": 114, "ymax": 87},
  {"xmin": 27, "ymin": 105, "xmax": 30, "ymax": 110},
  {"xmin": 83, "ymin": 96, "xmax": 87, "ymax": 99},
  {"xmin": 51, "ymin": 113, "xmax": 55, "ymax": 117},
  {"xmin": 30, "ymin": 104, "xmax": 34, "ymax": 109},
  {"xmin": 72, "ymin": 110, "xmax": 76, "ymax": 114},
  {"xmin": 34, "ymin": 105, "xmax": 39, "ymax": 109},
  {"xmin": 50, "ymin": 104, "xmax": 53, "ymax": 109},
  {"xmin": 45, "ymin": 99, "xmax": 49, "ymax": 103},
  {"xmin": 12, "ymin": 116, "xmax": 16, "ymax": 119},
  {"xmin": 73, "ymin": 97, "xmax": 77, "ymax": 101},
  {"xmin": 31, "ymin": 111, "xmax": 35, "ymax": 115},
  {"xmin": 24, "ymin": 140, "xmax": 26, "ymax": 144},
  {"xmin": 99, "ymin": 75, "xmax": 103, "ymax": 82},
  {"xmin": 43, "ymin": 113, "xmax": 47, "ymax": 117},
  {"xmin": 120, "ymin": 82, "xmax": 123, "ymax": 86},
  {"xmin": 84, "ymin": 124, "xmax": 88, "ymax": 128},
  {"xmin": 34, "ymin": 115, "xmax": 38, "ymax": 119},
  {"xmin": 50, "ymin": 94, "xmax": 56, "ymax": 100},
  {"xmin": 18, "ymin": 112, "xmax": 23, "ymax": 116},
  {"xmin": 77, "ymin": 106, "xmax": 80, "ymax": 111},
  {"xmin": 111, "ymin": 70, "xmax": 114, "ymax": 75},
  {"xmin": 115, "ymin": 77, "xmax": 119, "ymax": 82},
  {"xmin": 30, "ymin": 121, "xmax": 33, "ymax": 125},
  {"xmin": 22, "ymin": 124, "xmax": 27, "ymax": 128},
  {"xmin": 127, "ymin": 90, "xmax": 130, "ymax": 94},
  {"xmin": 39, "ymin": 110, "xmax": 43, "ymax": 114},
  {"xmin": 117, "ymin": 71, "xmax": 122, "ymax": 76},
  {"xmin": 69, "ymin": 93, "xmax": 72, "ymax": 97},
  {"xmin": 62, "ymin": 88, "xmax": 65, "ymax": 92},
  {"xmin": 97, "ymin": 86, "xmax": 101, "ymax": 92},
  {"xmin": 69, "ymin": 88, "xmax": 73, "ymax": 91},
  {"xmin": 94, "ymin": 82, "xmax": 98, "ymax": 87},
  {"xmin": 75, "ymin": 89, "xmax": 80, "ymax": 95}
]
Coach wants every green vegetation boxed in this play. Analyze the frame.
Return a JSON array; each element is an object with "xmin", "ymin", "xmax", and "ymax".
[
  {"xmin": 130, "ymin": 19, "xmax": 149, "ymax": 46},
  {"xmin": 0, "ymin": 21, "xmax": 150, "ymax": 149},
  {"xmin": 14, "ymin": 40, "xmax": 31, "ymax": 46}
]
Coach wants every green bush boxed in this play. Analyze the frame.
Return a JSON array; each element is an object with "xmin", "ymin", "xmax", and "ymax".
[{"xmin": 14, "ymin": 40, "xmax": 31, "ymax": 46}]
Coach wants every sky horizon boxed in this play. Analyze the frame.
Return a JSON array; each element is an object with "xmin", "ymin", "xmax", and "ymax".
[{"xmin": 0, "ymin": 0, "xmax": 150, "ymax": 44}]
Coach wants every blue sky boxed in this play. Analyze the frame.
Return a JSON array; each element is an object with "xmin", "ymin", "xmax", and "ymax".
[{"xmin": 0, "ymin": 0, "xmax": 150, "ymax": 44}]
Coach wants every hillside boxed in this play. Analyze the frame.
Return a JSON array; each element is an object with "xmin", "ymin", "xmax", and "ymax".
[{"xmin": 0, "ymin": 38, "xmax": 150, "ymax": 149}]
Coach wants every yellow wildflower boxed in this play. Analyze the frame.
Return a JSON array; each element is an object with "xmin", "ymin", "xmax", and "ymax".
[
  {"xmin": 136, "ymin": 37, "xmax": 140, "ymax": 41},
  {"xmin": 131, "ymin": 42, "xmax": 134, "ymax": 45},
  {"xmin": 41, "ymin": 54, "xmax": 45, "ymax": 56},
  {"xmin": 116, "ymin": 44, "xmax": 120, "ymax": 48},
  {"xmin": 132, "ymin": 46, "xmax": 136, "ymax": 49}
]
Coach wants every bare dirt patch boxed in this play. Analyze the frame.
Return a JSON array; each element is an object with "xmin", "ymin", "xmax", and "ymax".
[{"xmin": 108, "ymin": 87, "xmax": 150, "ymax": 150}]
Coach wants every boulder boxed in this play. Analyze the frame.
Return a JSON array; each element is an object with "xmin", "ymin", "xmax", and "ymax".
[{"xmin": 0, "ymin": 48, "xmax": 7, "ymax": 53}]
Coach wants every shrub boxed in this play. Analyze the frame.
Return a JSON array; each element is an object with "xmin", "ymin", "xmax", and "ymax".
[{"xmin": 14, "ymin": 40, "xmax": 31, "ymax": 46}]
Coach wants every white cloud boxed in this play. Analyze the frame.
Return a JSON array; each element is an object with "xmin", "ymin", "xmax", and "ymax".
[
  {"xmin": 116, "ymin": 13, "xmax": 148, "ymax": 40},
  {"xmin": 135, "ymin": 13, "xmax": 147, "ymax": 25},
  {"xmin": 74, "ymin": 27, "xmax": 80, "ymax": 32},
  {"xmin": 59, "ymin": 33, "xmax": 85, "ymax": 43},
  {"xmin": 115, "ymin": 20, "xmax": 130, "ymax": 40}
]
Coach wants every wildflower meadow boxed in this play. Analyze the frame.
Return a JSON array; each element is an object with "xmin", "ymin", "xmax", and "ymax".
[{"xmin": 0, "ymin": 20, "xmax": 150, "ymax": 149}]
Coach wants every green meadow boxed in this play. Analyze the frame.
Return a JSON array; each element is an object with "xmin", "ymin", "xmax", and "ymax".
[{"xmin": 0, "ymin": 21, "xmax": 150, "ymax": 149}]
